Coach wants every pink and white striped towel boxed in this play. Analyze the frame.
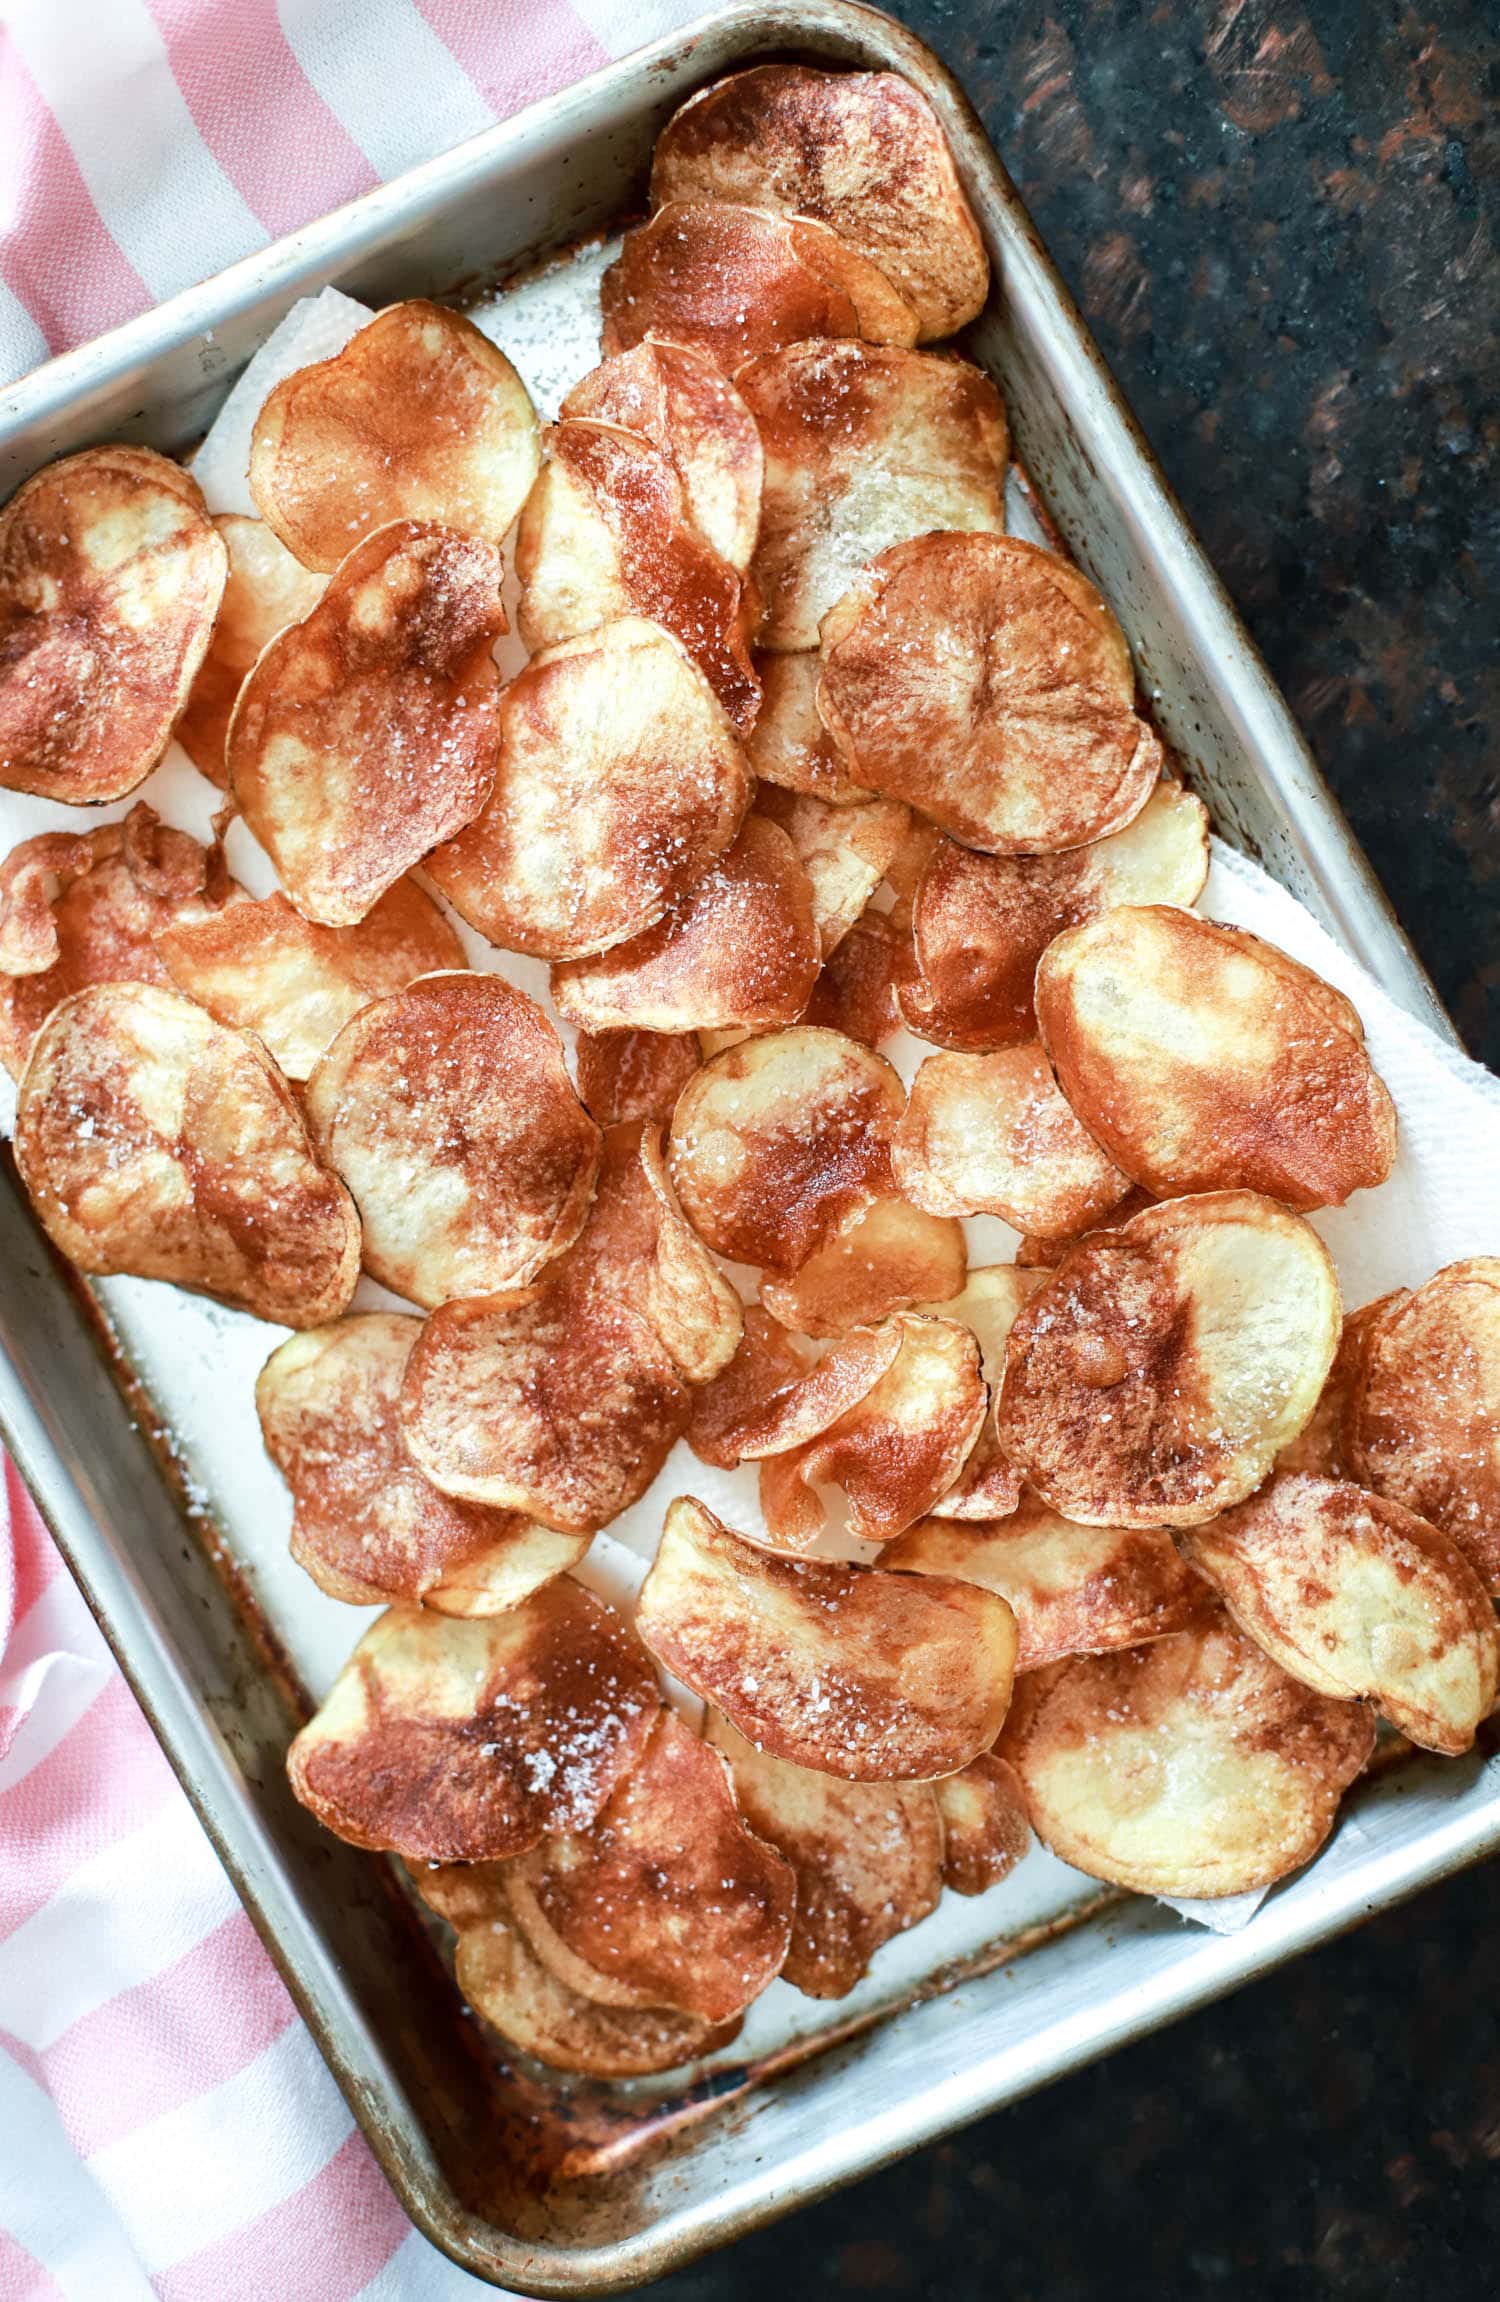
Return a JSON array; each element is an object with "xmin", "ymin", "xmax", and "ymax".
[{"xmin": 0, "ymin": 5, "xmax": 704, "ymax": 2295}]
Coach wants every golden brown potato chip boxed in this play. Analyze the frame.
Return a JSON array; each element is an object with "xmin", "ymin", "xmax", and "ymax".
[
  {"xmin": 737, "ymin": 341, "xmax": 1007, "ymax": 650},
  {"xmin": 600, "ymin": 202, "xmax": 919, "ymax": 370},
  {"xmin": 1347, "ymin": 1260, "xmax": 1500, "ymax": 1592},
  {"xmin": 638, "ymin": 1497, "xmax": 1017, "ymax": 1780},
  {"xmin": 922, "ymin": 1265, "xmax": 1050, "ymax": 1521},
  {"xmin": 802, "ymin": 912, "xmax": 901, "ymax": 1046},
  {"xmin": 551, "ymin": 814, "xmax": 819, "ymax": 1034},
  {"xmin": 574, "ymin": 1027, "xmax": 700, "ymax": 1129},
  {"xmin": 746, "ymin": 651, "xmax": 868, "ymax": 803},
  {"xmin": 248, "ymin": 300, "xmax": 540, "ymax": 570},
  {"xmin": 256, "ymin": 1315, "xmax": 588, "ymax": 1612},
  {"xmin": 1035, "ymin": 906, "xmax": 1398, "ymax": 1210},
  {"xmin": 667, "ymin": 1024, "xmax": 904, "ymax": 1273},
  {"xmin": 155, "ymin": 879, "xmax": 463, "ymax": 1082},
  {"xmin": 228, "ymin": 521, "xmax": 503, "ymax": 926},
  {"xmin": 1276, "ymin": 1294, "xmax": 1402, "ymax": 1478},
  {"xmin": 893, "ymin": 1044, "xmax": 1130, "ymax": 1237},
  {"xmin": 0, "ymin": 447, "xmax": 226, "ymax": 803},
  {"xmin": 686, "ymin": 1306, "xmax": 813, "ymax": 1471},
  {"xmin": 754, "ymin": 787, "xmax": 910, "ymax": 957},
  {"xmin": 651, "ymin": 64, "xmax": 988, "ymax": 340},
  {"xmin": 934, "ymin": 1750, "xmax": 1032, "ymax": 1895},
  {"xmin": 818, "ymin": 535, "xmax": 1158, "ymax": 854},
  {"xmin": 287, "ymin": 1582, "xmax": 660, "ymax": 1861},
  {"xmin": 561, "ymin": 339, "xmax": 762, "ymax": 571},
  {"xmin": 14, "ymin": 982, "xmax": 359, "ymax": 1326},
  {"xmin": 1013, "ymin": 1185, "xmax": 1154, "ymax": 1270},
  {"xmin": 575, "ymin": 1121, "xmax": 744, "ymax": 1387},
  {"xmin": 997, "ymin": 1193, "xmax": 1341, "ymax": 1528},
  {"xmin": 304, "ymin": 972, "xmax": 600, "ymax": 1308},
  {"xmin": 760, "ymin": 1195, "xmax": 965, "ymax": 1340},
  {"xmin": 426, "ymin": 616, "xmax": 752, "ymax": 959},
  {"xmin": 705, "ymin": 1710, "xmax": 943, "ymax": 1997},
  {"xmin": 900, "ymin": 782, "xmax": 1210, "ymax": 1049},
  {"xmin": 175, "ymin": 515, "xmax": 325, "ymax": 786},
  {"xmin": 1184, "ymin": 1473, "xmax": 1499, "ymax": 1756}
]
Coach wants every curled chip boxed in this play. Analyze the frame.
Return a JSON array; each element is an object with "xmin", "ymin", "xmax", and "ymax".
[
  {"xmin": 706, "ymin": 1711, "xmax": 942, "ymax": 1998},
  {"xmin": 755, "ymin": 788, "xmax": 910, "ymax": 957},
  {"xmin": 0, "ymin": 446, "xmax": 226, "ymax": 803},
  {"xmin": 737, "ymin": 341, "xmax": 1007, "ymax": 649},
  {"xmin": 888, "ymin": 1493, "xmax": 1208, "ymax": 1671},
  {"xmin": 287, "ymin": 1582, "xmax": 660, "ymax": 1862},
  {"xmin": 552, "ymin": 815, "xmax": 819, "ymax": 1034},
  {"xmin": 1000, "ymin": 1613, "xmax": 1376, "ymax": 1897},
  {"xmin": 14, "ymin": 982, "xmax": 359, "ymax": 1327},
  {"xmin": 893, "ymin": 1045, "xmax": 1130, "ymax": 1237},
  {"xmin": 228, "ymin": 520, "xmax": 504, "ymax": 927},
  {"xmin": 1035, "ymin": 906, "xmax": 1398, "ymax": 1209},
  {"xmin": 803, "ymin": 913, "xmax": 901, "ymax": 1046},
  {"xmin": 747, "ymin": 652, "xmax": 868, "ymax": 803},
  {"xmin": 176, "ymin": 516, "xmax": 325, "ymax": 785},
  {"xmin": 574, "ymin": 1027, "xmax": 700, "ymax": 1128},
  {"xmin": 924, "ymin": 1265, "xmax": 1050, "ymax": 1521},
  {"xmin": 901, "ymin": 782, "xmax": 1210, "ymax": 1049},
  {"xmin": 818, "ymin": 534, "xmax": 1158, "ymax": 855},
  {"xmin": 1183, "ymin": 1474, "xmax": 1499, "ymax": 1757},
  {"xmin": 427, "ymin": 618, "xmax": 752, "ymax": 959},
  {"xmin": 156, "ymin": 879, "xmax": 463, "ymax": 1081},
  {"xmin": 580, "ymin": 1122, "xmax": 745, "ymax": 1387},
  {"xmin": 0, "ymin": 804, "xmax": 231, "ymax": 1078},
  {"xmin": 1347, "ymin": 1260, "xmax": 1500, "ymax": 1592},
  {"xmin": 1276, "ymin": 1294, "xmax": 1402, "ymax": 1478},
  {"xmin": 248, "ymin": 300, "xmax": 540, "ymax": 569},
  {"xmin": 668, "ymin": 1024, "xmax": 904, "ymax": 1273},
  {"xmin": 637, "ymin": 1498, "xmax": 1017, "ymax": 1780},
  {"xmin": 561, "ymin": 340, "xmax": 762, "ymax": 571},
  {"xmin": 760, "ymin": 1196, "xmax": 964, "ymax": 1340},
  {"xmin": 514, "ymin": 423, "xmax": 760, "ymax": 732},
  {"xmin": 651, "ymin": 64, "xmax": 988, "ymax": 339},
  {"xmin": 504, "ymin": 1712, "xmax": 794, "ymax": 2023},
  {"xmin": 305, "ymin": 972, "xmax": 600, "ymax": 1308},
  {"xmin": 996, "ymin": 1193, "xmax": 1340, "ymax": 1529},
  {"xmin": 934, "ymin": 1751, "xmax": 1032, "ymax": 1896},
  {"xmin": 687, "ymin": 1307, "xmax": 812, "ymax": 1471},
  {"xmin": 257, "ymin": 1315, "xmax": 588, "ymax": 1612}
]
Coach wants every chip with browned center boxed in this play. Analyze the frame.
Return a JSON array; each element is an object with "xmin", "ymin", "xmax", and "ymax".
[
  {"xmin": 561, "ymin": 340, "xmax": 762, "ymax": 571},
  {"xmin": 175, "ymin": 516, "xmax": 326, "ymax": 785},
  {"xmin": 893, "ymin": 1044, "xmax": 1131, "ymax": 1237},
  {"xmin": 760, "ymin": 1195, "xmax": 965, "ymax": 1340},
  {"xmin": 934, "ymin": 1750, "xmax": 1032, "ymax": 1896}
]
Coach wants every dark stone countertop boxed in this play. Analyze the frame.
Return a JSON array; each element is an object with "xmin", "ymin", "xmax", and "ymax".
[{"xmin": 649, "ymin": 7, "xmax": 1499, "ymax": 2298}]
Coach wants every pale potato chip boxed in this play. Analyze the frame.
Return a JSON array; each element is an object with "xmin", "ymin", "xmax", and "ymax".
[
  {"xmin": 996, "ymin": 1192, "xmax": 1341, "ymax": 1528},
  {"xmin": 760, "ymin": 1195, "xmax": 965, "ymax": 1340},
  {"xmin": 1035, "ymin": 905, "xmax": 1398, "ymax": 1209},
  {"xmin": 256, "ymin": 1315, "xmax": 587, "ymax": 1612},
  {"xmin": 737, "ymin": 341, "xmax": 1007, "ymax": 649},
  {"xmin": 561, "ymin": 339, "xmax": 762, "ymax": 571},
  {"xmin": 304, "ymin": 971, "xmax": 600, "ymax": 1308},
  {"xmin": 818, "ymin": 534, "xmax": 1158, "ymax": 854},
  {"xmin": 746, "ymin": 651, "xmax": 868, "ymax": 803},
  {"xmin": 1000, "ymin": 1613, "xmax": 1375, "ymax": 1897},
  {"xmin": 176, "ymin": 515, "xmax": 325, "ymax": 786},
  {"xmin": 228, "ymin": 520, "xmax": 504, "ymax": 926},
  {"xmin": 574, "ymin": 1027, "xmax": 700, "ymax": 1128},
  {"xmin": 893, "ymin": 1044, "xmax": 1130, "ymax": 1238},
  {"xmin": 650, "ymin": 65, "xmax": 988, "ymax": 339},
  {"xmin": 802, "ymin": 912, "xmax": 901, "ymax": 1046},
  {"xmin": 287, "ymin": 1582, "xmax": 660, "ymax": 1861},
  {"xmin": 686, "ymin": 1306, "xmax": 813, "ymax": 1471},
  {"xmin": 155, "ymin": 879, "xmax": 463, "ymax": 1081},
  {"xmin": 922, "ymin": 1265, "xmax": 1050, "ymax": 1521},
  {"xmin": 426, "ymin": 617, "xmax": 752, "ymax": 959},
  {"xmin": 1276, "ymin": 1294, "xmax": 1403, "ymax": 1478},
  {"xmin": 934, "ymin": 1750, "xmax": 1031, "ymax": 1895},
  {"xmin": 755, "ymin": 787, "xmax": 910, "ymax": 956},
  {"xmin": 705, "ymin": 1710, "xmax": 943, "ymax": 1997},
  {"xmin": 1184, "ymin": 1473, "xmax": 1499, "ymax": 1756},
  {"xmin": 637, "ymin": 1497, "xmax": 1017, "ymax": 1780},
  {"xmin": 0, "ymin": 447, "xmax": 226, "ymax": 803},
  {"xmin": 14, "ymin": 982, "xmax": 359, "ymax": 1327},
  {"xmin": 551, "ymin": 815, "xmax": 820, "ymax": 1034},
  {"xmin": 248, "ymin": 300, "xmax": 540, "ymax": 570}
]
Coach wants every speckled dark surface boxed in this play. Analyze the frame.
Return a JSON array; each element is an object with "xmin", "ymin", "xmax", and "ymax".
[{"xmin": 646, "ymin": 7, "xmax": 1500, "ymax": 2297}]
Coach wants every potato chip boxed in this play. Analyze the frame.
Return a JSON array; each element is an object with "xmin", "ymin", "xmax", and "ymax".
[
  {"xmin": 228, "ymin": 520, "xmax": 504, "ymax": 926},
  {"xmin": 1035, "ymin": 906, "xmax": 1398, "ymax": 1209},
  {"xmin": 1013, "ymin": 1185, "xmax": 1154, "ymax": 1270},
  {"xmin": 922, "ymin": 1265, "xmax": 1050, "ymax": 1521},
  {"xmin": 584, "ymin": 1122, "xmax": 744, "ymax": 1387},
  {"xmin": 599, "ymin": 202, "xmax": 919, "ymax": 370},
  {"xmin": 746, "ymin": 651, "xmax": 868, "ymax": 803},
  {"xmin": 248, "ymin": 300, "xmax": 540, "ymax": 570},
  {"xmin": 574, "ymin": 1027, "xmax": 700, "ymax": 1129},
  {"xmin": 760, "ymin": 1195, "xmax": 965, "ymax": 1340},
  {"xmin": 650, "ymin": 64, "xmax": 988, "ymax": 339},
  {"xmin": 14, "ymin": 982, "xmax": 359, "ymax": 1327},
  {"xmin": 705, "ymin": 1710, "xmax": 943, "ymax": 1997},
  {"xmin": 257, "ymin": 1315, "xmax": 588, "ymax": 1612},
  {"xmin": 1000, "ymin": 1613, "xmax": 1375, "ymax": 1897},
  {"xmin": 754, "ymin": 788, "xmax": 910, "ymax": 957},
  {"xmin": 667, "ymin": 1024, "xmax": 904, "ymax": 1273},
  {"xmin": 737, "ymin": 341, "xmax": 1007, "ymax": 649},
  {"xmin": 1276, "ymin": 1294, "xmax": 1402, "ymax": 1478},
  {"xmin": 637, "ymin": 1497, "xmax": 1017, "ymax": 1780},
  {"xmin": 1184, "ymin": 1474, "xmax": 1499, "ymax": 1757},
  {"xmin": 287, "ymin": 1582, "xmax": 661, "ymax": 1861},
  {"xmin": 893, "ymin": 1044, "xmax": 1130, "ymax": 1237},
  {"xmin": 551, "ymin": 814, "xmax": 819, "ymax": 1034},
  {"xmin": 561, "ymin": 339, "xmax": 762, "ymax": 572},
  {"xmin": 934, "ymin": 1750, "xmax": 1031, "ymax": 1896},
  {"xmin": 426, "ymin": 617, "xmax": 752, "ymax": 959},
  {"xmin": 901, "ymin": 782, "xmax": 1210, "ymax": 1049},
  {"xmin": 1347, "ymin": 1260, "xmax": 1500, "ymax": 1593},
  {"xmin": 818, "ymin": 534, "xmax": 1158, "ymax": 854},
  {"xmin": 176, "ymin": 516, "xmax": 325, "ymax": 786},
  {"xmin": 802, "ymin": 912, "xmax": 901, "ymax": 1046},
  {"xmin": 686, "ymin": 1307, "xmax": 812, "ymax": 1471},
  {"xmin": 996, "ymin": 1192, "xmax": 1341, "ymax": 1528},
  {"xmin": 304, "ymin": 972, "xmax": 600, "ymax": 1308},
  {"xmin": 0, "ymin": 446, "xmax": 226, "ymax": 803},
  {"xmin": 155, "ymin": 879, "xmax": 463, "ymax": 1081}
]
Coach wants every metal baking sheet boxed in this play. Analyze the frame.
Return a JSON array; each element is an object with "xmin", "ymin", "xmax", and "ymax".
[{"xmin": 0, "ymin": 5, "xmax": 1493, "ymax": 2293}]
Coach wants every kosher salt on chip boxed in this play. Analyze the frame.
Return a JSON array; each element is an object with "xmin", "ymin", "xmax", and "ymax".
[
  {"xmin": 893, "ymin": 1044, "xmax": 1131, "ymax": 1237},
  {"xmin": 759, "ymin": 1194, "xmax": 965, "ymax": 1340},
  {"xmin": 934, "ymin": 1750, "xmax": 1032, "ymax": 1896},
  {"xmin": 754, "ymin": 787, "xmax": 910, "ymax": 957},
  {"xmin": 175, "ymin": 515, "xmax": 326, "ymax": 786},
  {"xmin": 561, "ymin": 339, "xmax": 763, "ymax": 572}
]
